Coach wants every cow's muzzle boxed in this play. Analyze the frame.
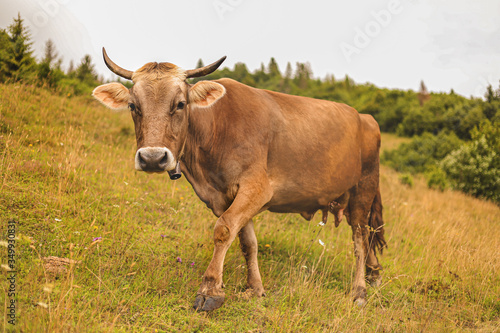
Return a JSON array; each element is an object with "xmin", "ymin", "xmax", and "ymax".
[{"xmin": 135, "ymin": 147, "xmax": 176, "ymax": 173}]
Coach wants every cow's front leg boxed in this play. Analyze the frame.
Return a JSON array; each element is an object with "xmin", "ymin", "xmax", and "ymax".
[
  {"xmin": 347, "ymin": 181, "xmax": 378, "ymax": 307},
  {"xmin": 193, "ymin": 180, "xmax": 272, "ymax": 311}
]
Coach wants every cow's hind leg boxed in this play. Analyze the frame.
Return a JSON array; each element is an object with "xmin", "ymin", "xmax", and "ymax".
[
  {"xmin": 366, "ymin": 249, "xmax": 382, "ymax": 287},
  {"xmin": 350, "ymin": 216, "xmax": 369, "ymax": 307},
  {"xmin": 366, "ymin": 188, "xmax": 385, "ymax": 287},
  {"xmin": 347, "ymin": 183, "xmax": 377, "ymax": 307},
  {"xmin": 238, "ymin": 219, "xmax": 265, "ymax": 297}
]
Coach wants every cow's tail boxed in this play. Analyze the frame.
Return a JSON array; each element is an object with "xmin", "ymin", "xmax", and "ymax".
[{"xmin": 368, "ymin": 187, "xmax": 386, "ymax": 254}]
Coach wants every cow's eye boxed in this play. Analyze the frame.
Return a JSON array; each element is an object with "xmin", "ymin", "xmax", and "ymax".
[
  {"xmin": 177, "ymin": 101, "xmax": 185, "ymax": 110},
  {"xmin": 129, "ymin": 103, "xmax": 141, "ymax": 116}
]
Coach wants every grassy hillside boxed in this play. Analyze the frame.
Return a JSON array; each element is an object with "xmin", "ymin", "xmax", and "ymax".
[{"xmin": 1, "ymin": 84, "xmax": 499, "ymax": 332}]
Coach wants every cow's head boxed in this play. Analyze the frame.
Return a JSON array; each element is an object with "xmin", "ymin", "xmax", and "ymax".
[{"xmin": 92, "ymin": 48, "xmax": 226, "ymax": 176}]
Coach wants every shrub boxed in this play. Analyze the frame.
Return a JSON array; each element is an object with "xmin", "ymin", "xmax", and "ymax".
[
  {"xmin": 382, "ymin": 131, "xmax": 463, "ymax": 174},
  {"xmin": 425, "ymin": 167, "xmax": 448, "ymax": 191},
  {"xmin": 441, "ymin": 121, "xmax": 500, "ymax": 204},
  {"xmin": 396, "ymin": 106, "xmax": 437, "ymax": 137},
  {"xmin": 399, "ymin": 173, "xmax": 414, "ymax": 188}
]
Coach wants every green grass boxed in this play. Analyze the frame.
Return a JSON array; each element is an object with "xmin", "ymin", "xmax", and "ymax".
[{"xmin": 1, "ymin": 83, "xmax": 499, "ymax": 332}]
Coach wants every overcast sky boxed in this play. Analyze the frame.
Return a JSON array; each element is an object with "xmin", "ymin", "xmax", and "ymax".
[{"xmin": 1, "ymin": 0, "xmax": 499, "ymax": 97}]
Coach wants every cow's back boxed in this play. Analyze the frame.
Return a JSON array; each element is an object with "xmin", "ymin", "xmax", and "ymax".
[{"xmin": 211, "ymin": 79, "xmax": 364, "ymax": 213}]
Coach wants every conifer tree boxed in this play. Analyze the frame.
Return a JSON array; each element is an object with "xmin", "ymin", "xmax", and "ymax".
[
  {"xmin": 76, "ymin": 54, "xmax": 97, "ymax": 85},
  {"xmin": 5, "ymin": 13, "xmax": 35, "ymax": 81},
  {"xmin": 233, "ymin": 62, "xmax": 255, "ymax": 86},
  {"xmin": 284, "ymin": 62, "xmax": 293, "ymax": 80},
  {"xmin": 0, "ymin": 29, "xmax": 10, "ymax": 82},
  {"xmin": 294, "ymin": 62, "xmax": 312, "ymax": 90},
  {"xmin": 268, "ymin": 57, "xmax": 281, "ymax": 78},
  {"xmin": 196, "ymin": 58, "xmax": 204, "ymax": 69},
  {"xmin": 67, "ymin": 60, "xmax": 75, "ymax": 76},
  {"xmin": 417, "ymin": 80, "xmax": 430, "ymax": 106},
  {"xmin": 253, "ymin": 62, "xmax": 269, "ymax": 84},
  {"xmin": 233, "ymin": 62, "xmax": 249, "ymax": 81},
  {"xmin": 38, "ymin": 39, "xmax": 63, "ymax": 87},
  {"xmin": 42, "ymin": 39, "xmax": 58, "ymax": 66}
]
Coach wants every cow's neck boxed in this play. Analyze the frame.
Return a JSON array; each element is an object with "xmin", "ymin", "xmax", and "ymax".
[
  {"xmin": 183, "ymin": 105, "xmax": 216, "ymax": 169},
  {"xmin": 179, "ymin": 105, "xmax": 226, "ymax": 215}
]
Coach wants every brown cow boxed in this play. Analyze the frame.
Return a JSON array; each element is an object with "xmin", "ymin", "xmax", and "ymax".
[{"xmin": 93, "ymin": 48, "xmax": 386, "ymax": 311}]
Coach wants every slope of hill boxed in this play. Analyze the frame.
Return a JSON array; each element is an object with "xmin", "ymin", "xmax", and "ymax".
[{"xmin": 1, "ymin": 84, "xmax": 499, "ymax": 332}]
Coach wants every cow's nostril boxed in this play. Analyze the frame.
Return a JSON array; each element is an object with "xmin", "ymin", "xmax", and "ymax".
[
  {"xmin": 138, "ymin": 152, "xmax": 147, "ymax": 166},
  {"xmin": 160, "ymin": 152, "xmax": 168, "ymax": 166}
]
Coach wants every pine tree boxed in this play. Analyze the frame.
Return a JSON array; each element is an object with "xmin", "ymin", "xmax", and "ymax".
[
  {"xmin": 483, "ymin": 82, "xmax": 500, "ymax": 120},
  {"xmin": 0, "ymin": 29, "xmax": 10, "ymax": 82},
  {"xmin": 196, "ymin": 58, "xmax": 204, "ymax": 69},
  {"xmin": 233, "ymin": 62, "xmax": 249, "ymax": 81},
  {"xmin": 42, "ymin": 39, "xmax": 58, "ymax": 66},
  {"xmin": 233, "ymin": 62, "xmax": 255, "ymax": 86},
  {"xmin": 417, "ymin": 80, "xmax": 430, "ymax": 106},
  {"xmin": 267, "ymin": 57, "xmax": 281, "ymax": 78},
  {"xmin": 67, "ymin": 60, "xmax": 75, "ymax": 76},
  {"xmin": 5, "ymin": 13, "xmax": 35, "ymax": 81},
  {"xmin": 76, "ymin": 54, "xmax": 97, "ymax": 84},
  {"xmin": 253, "ymin": 62, "xmax": 269, "ymax": 84},
  {"xmin": 324, "ymin": 74, "xmax": 335, "ymax": 84},
  {"xmin": 343, "ymin": 75, "xmax": 352, "ymax": 89},
  {"xmin": 38, "ymin": 39, "xmax": 63, "ymax": 87},
  {"xmin": 294, "ymin": 62, "xmax": 312, "ymax": 90},
  {"xmin": 284, "ymin": 62, "xmax": 292, "ymax": 80},
  {"xmin": 485, "ymin": 83, "xmax": 500, "ymax": 103},
  {"xmin": 279, "ymin": 62, "xmax": 293, "ymax": 94}
]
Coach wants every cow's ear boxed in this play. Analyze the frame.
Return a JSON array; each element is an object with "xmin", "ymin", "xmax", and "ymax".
[
  {"xmin": 188, "ymin": 81, "xmax": 226, "ymax": 108},
  {"xmin": 92, "ymin": 83, "xmax": 130, "ymax": 110}
]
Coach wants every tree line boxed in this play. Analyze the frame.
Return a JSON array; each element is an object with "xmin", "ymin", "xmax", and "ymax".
[
  {"xmin": 0, "ymin": 14, "xmax": 100, "ymax": 95},
  {"xmin": 1, "ymin": 14, "xmax": 499, "ymax": 204}
]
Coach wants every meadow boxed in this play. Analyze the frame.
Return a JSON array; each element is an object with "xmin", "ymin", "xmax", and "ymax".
[{"xmin": 1, "ymin": 83, "xmax": 499, "ymax": 332}]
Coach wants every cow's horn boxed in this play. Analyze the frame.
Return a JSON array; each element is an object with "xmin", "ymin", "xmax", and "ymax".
[
  {"xmin": 102, "ymin": 47, "xmax": 133, "ymax": 80},
  {"xmin": 185, "ymin": 56, "xmax": 227, "ymax": 78}
]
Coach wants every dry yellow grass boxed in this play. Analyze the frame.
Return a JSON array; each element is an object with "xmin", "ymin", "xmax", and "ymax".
[{"xmin": 380, "ymin": 132, "xmax": 411, "ymax": 153}]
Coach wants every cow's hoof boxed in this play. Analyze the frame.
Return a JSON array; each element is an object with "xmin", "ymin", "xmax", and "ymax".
[
  {"xmin": 354, "ymin": 297, "xmax": 367, "ymax": 308},
  {"xmin": 193, "ymin": 295, "xmax": 225, "ymax": 312},
  {"xmin": 368, "ymin": 275, "xmax": 382, "ymax": 288},
  {"xmin": 237, "ymin": 287, "xmax": 266, "ymax": 300},
  {"xmin": 352, "ymin": 286, "xmax": 367, "ymax": 308},
  {"xmin": 249, "ymin": 285, "xmax": 266, "ymax": 297}
]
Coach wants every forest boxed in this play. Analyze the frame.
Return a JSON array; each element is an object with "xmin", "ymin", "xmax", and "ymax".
[{"xmin": 1, "ymin": 14, "xmax": 499, "ymax": 204}]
